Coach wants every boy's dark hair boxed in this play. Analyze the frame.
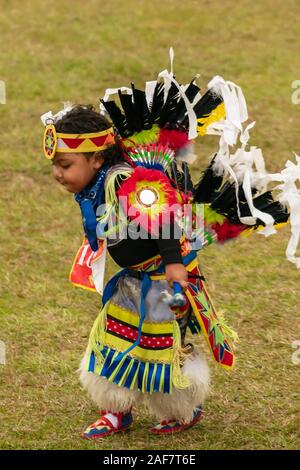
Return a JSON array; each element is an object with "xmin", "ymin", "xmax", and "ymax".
[{"xmin": 54, "ymin": 105, "xmax": 124, "ymax": 165}]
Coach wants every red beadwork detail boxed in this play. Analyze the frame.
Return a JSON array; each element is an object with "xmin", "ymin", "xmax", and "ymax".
[
  {"xmin": 90, "ymin": 134, "xmax": 115, "ymax": 146},
  {"xmin": 106, "ymin": 318, "xmax": 173, "ymax": 349},
  {"xmin": 61, "ymin": 137, "xmax": 85, "ymax": 149}
]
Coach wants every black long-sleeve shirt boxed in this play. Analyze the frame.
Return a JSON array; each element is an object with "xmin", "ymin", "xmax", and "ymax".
[{"xmin": 107, "ymin": 224, "xmax": 183, "ymax": 268}]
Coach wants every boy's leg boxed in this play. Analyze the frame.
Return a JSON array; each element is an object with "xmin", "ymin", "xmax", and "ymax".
[
  {"xmin": 147, "ymin": 349, "xmax": 210, "ymax": 433},
  {"xmin": 79, "ymin": 354, "xmax": 139, "ymax": 439}
]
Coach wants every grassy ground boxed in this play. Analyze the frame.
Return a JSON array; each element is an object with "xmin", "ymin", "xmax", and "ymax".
[{"xmin": 0, "ymin": 0, "xmax": 299, "ymax": 450}]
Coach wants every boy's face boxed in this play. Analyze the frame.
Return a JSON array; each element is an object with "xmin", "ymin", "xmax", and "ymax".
[{"xmin": 52, "ymin": 152, "xmax": 103, "ymax": 193}]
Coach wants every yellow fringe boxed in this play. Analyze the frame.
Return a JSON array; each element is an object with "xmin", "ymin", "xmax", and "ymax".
[
  {"xmin": 172, "ymin": 320, "xmax": 191, "ymax": 390},
  {"xmin": 87, "ymin": 302, "xmax": 109, "ymax": 365},
  {"xmin": 97, "ymin": 168, "xmax": 133, "ymax": 237},
  {"xmin": 217, "ymin": 309, "xmax": 239, "ymax": 345},
  {"xmin": 104, "ymin": 168, "xmax": 133, "ymax": 207}
]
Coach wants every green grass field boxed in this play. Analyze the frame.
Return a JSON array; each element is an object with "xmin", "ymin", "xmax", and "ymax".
[{"xmin": 0, "ymin": 0, "xmax": 299, "ymax": 450}]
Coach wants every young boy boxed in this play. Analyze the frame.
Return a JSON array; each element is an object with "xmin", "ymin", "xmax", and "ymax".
[
  {"xmin": 42, "ymin": 70, "xmax": 288, "ymax": 439},
  {"xmin": 43, "ymin": 104, "xmax": 211, "ymax": 438}
]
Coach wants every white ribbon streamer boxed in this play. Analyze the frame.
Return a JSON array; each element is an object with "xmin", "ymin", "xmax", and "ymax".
[
  {"xmin": 40, "ymin": 102, "xmax": 74, "ymax": 126},
  {"xmin": 169, "ymin": 46, "xmax": 174, "ymax": 76},
  {"xmin": 242, "ymin": 168, "xmax": 276, "ymax": 236},
  {"xmin": 212, "ymin": 107, "xmax": 300, "ymax": 268},
  {"xmin": 206, "ymin": 76, "xmax": 248, "ymax": 146},
  {"xmin": 145, "ymin": 80, "xmax": 157, "ymax": 107},
  {"xmin": 158, "ymin": 70, "xmax": 198, "ymax": 140},
  {"xmin": 99, "ymin": 86, "xmax": 133, "ymax": 114},
  {"xmin": 95, "ymin": 50, "xmax": 300, "ymax": 269},
  {"xmin": 271, "ymin": 155, "xmax": 300, "ymax": 268}
]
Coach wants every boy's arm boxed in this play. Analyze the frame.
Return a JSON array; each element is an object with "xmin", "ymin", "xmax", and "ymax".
[
  {"xmin": 156, "ymin": 236, "xmax": 182, "ymax": 265},
  {"xmin": 156, "ymin": 223, "xmax": 188, "ymax": 291}
]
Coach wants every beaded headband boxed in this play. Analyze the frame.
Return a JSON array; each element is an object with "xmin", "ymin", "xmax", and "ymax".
[{"xmin": 43, "ymin": 124, "xmax": 115, "ymax": 160}]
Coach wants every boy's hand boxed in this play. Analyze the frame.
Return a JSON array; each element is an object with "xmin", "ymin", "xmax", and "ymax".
[{"xmin": 165, "ymin": 263, "xmax": 188, "ymax": 292}]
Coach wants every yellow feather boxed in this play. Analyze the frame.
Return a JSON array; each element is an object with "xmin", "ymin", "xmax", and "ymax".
[{"xmin": 197, "ymin": 102, "xmax": 226, "ymax": 136}]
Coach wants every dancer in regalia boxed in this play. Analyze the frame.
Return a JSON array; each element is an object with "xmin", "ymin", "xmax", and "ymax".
[{"xmin": 41, "ymin": 53, "xmax": 296, "ymax": 439}]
